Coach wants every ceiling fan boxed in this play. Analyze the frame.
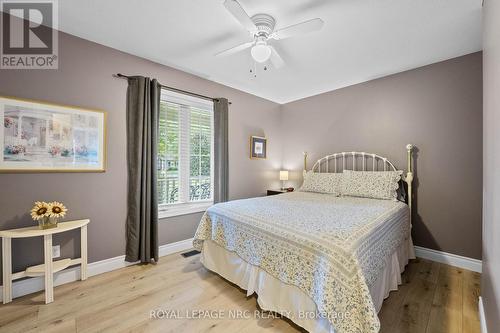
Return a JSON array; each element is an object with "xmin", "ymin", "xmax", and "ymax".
[{"xmin": 215, "ymin": 0, "xmax": 324, "ymax": 68}]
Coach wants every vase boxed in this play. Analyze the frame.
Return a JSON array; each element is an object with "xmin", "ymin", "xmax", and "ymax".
[{"xmin": 39, "ymin": 216, "xmax": 58, "ymax": 229}]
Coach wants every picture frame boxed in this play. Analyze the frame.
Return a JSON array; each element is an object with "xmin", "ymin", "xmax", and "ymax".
[
  {"xmin": 250, "ymin": 135, "xmax": 267, "ymax": 159},
  {"xmin": 0, "ymin": 95, "xmax": 107, "ymax": 173}
]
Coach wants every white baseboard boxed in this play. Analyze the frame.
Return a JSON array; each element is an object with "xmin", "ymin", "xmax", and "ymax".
[
  {"xmin": 158, "ymin": 238, "xmax": 195, "ymax": 257},
  {"xmin": 1, "ymin": 241, "xmax": 481, "ymax": 302},
  {"xmin": 414, "ymin": 245, "xmax": 482, "ymax": 273},
  {"xmin": 0, "ymin": 238, "xmax": 194, "ymax": 302},
  {"xmin": 479, "ymin": 296, "xmax": 488, "ymax": 333}
]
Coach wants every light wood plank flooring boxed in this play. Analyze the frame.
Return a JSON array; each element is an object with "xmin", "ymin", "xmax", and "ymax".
[{"xmin": 0, "ymin": 253, "xmax": 481, "ymax": 333}]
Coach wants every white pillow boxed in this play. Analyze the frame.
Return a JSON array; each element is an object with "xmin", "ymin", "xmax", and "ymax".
[
  {"xmin": 340, "ymin": 170, "xmax": 403, "ymax": 200},
  {"xmin": 300, "ymin": 171, "xmax": 342, "ymax": 195}
]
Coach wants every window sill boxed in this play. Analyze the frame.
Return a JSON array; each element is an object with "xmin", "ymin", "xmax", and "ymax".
[{"xmin": 158, "ymin": 201, "xmax": 213, "ymax": 219}]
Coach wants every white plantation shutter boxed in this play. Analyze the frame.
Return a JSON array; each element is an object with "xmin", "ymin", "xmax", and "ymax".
[
  {"xmin": 189, "ymin": 107, "xmax": 214, "ymax": 201},
  {"xmin": 158, "ymin": 101, "xmax": 180, "ymax": 204},
  {"xmin": 157, "ymin": 89, "xmax": 214, "ymax": 217},
  {"xmin": 178, "ymin": 104, "xmax": 190, "ymax": 203}
]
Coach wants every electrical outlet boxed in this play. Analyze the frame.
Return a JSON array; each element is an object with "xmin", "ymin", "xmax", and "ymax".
[{"xmin": 52, "ymin": 245, "xmax": 60, "ymax": 258}]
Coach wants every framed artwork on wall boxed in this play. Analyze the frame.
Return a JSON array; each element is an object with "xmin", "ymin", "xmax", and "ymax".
[
  {"xmin": 250, "ymin": 135, "xmax": 267, "ymax": 159},
  {"xmin": 0, "ymin": 96, "xmax": 107, "ymax": 173}
]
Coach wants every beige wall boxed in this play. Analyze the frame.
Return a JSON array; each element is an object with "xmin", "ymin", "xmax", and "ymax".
[
  {"xmin": 0, "ymin": 31, "xmax": 282, "ymax": 275},
  {"xmin": 280, "ymin": 52, "xmax": 483, "ymax": 259},
  {"xmin": 482, "ymin": 0, "xmax": 500, "ymax": 329}
]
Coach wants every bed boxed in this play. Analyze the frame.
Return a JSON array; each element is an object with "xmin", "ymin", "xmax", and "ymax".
[{"xmin": 193, "ymin": 145, "xmax": 415, "ymax": 333}]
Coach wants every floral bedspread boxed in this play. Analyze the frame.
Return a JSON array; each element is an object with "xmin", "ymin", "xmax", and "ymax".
[{"xmin": 193, "ymin": 192, "xmax": 410, "ymax": 333}]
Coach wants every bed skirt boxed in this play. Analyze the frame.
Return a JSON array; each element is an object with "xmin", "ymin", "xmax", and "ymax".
[{"xmin": 200, "ymin": 237, "xmax": 416, "ymax": 333}]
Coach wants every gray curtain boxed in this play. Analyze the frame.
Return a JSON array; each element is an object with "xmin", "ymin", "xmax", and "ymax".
[
  {"xmin": 213, "ymin": 98, "xmax": 229, "ymax": 203},
  {"xmin": 125, "ymin": 76, "xmax": 159, "ymax": 263}
]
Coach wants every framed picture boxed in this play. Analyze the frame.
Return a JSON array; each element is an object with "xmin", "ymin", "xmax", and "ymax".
[
  {"xmin": 250, "ymin": 136, "xmax": 267, "ymax": 159},
  {"xmin": 0, "ymin": 96, "xmax": 107, "ymax": 173}
]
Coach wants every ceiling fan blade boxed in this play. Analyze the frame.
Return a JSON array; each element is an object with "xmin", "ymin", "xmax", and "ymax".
[
  {"xmin": 269, "ymin": 46, "xmax": 285, "ymax": 69},
  {"xmin": 223, "ymin": 0, "xmax": 257, "ymax": 33},
  {"xmin": 215, "ymin": 41, "xmax": 254, "ymax": 57},
  {"xmin": 271, "ymin": 18, "xmax": 324, "ymax": 40}
]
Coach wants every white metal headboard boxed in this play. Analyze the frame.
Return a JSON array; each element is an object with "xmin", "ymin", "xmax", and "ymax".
[
  {"xmin": 310, "ymin": 152, "xmax": 398, "ymax": 173},
  {"xmin": 302, "ymin": 144, "xmax": 415, "ymax": 222}
]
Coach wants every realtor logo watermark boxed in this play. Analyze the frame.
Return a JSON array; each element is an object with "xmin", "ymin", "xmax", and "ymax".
[{"xmin": 1, "ymin": 0, "xmax": 58, "ymax": 69}]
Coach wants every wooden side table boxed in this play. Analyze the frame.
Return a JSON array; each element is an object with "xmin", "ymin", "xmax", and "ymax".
[
  {"xmin": 267, "ymin": 189, "xmax": 290, "ymax": 196},
  {"xmin": 0, "ymin": 219, "xmax": 90, "ymax": 304}
]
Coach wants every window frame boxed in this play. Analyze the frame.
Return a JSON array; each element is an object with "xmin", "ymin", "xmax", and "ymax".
[{"xmin": 157, "ymin": 89, "xmax": 214, "ymax": 219}]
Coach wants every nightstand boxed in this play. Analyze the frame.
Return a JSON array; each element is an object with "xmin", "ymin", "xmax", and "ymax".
[{"xmin": 267, "ymin": 189, "xmax": 290, "ymax": 196}]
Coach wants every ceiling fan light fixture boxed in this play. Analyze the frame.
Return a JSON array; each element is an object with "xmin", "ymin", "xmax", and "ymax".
[
  {"xmin": 251, "ymin": 41, "xmax": 271, "ymax": 63},
  {"xmin": 218, "ymin": 0, "xmax": 324, "ymax": 69}
]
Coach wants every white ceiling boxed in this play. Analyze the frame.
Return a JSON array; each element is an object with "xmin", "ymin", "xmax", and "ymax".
[{"xmin": 58, "ymin": 0, "xmax": 482, "ymax": 104}]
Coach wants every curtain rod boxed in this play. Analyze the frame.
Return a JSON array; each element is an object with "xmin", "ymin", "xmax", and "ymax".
[{"xmin": 114, "ymin": 73, "xmax": 231, "ymax": 105}]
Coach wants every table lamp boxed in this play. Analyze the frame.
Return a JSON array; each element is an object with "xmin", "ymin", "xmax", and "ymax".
[{"xmin": 279, "ymin": 170, "xmax": 289, "ymax": 190}]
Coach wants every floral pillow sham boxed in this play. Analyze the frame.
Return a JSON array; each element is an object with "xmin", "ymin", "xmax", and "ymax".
[
  {"xmin": 299, "ymin": 171, "xmax": 343, "ymax": 196},
  {"xmin": 340, "ymin": 170, "xmax": 403, "ymax": 200}
]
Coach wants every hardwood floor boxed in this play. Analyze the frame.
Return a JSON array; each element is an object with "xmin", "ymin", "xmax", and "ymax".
[{"xmin": 0, "ymin": 253, "xmax": 481, "ymax": 333}]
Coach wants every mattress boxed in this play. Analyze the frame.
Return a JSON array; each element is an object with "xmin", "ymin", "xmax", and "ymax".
[{"xmin": 193, "ymin": 192, "xmax": 412, "ymax": 333}]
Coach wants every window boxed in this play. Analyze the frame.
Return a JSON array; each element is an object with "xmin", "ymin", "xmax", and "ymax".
[{"xmin": 157, "ymin": 89, "xmax": 214, "ymax": 218}]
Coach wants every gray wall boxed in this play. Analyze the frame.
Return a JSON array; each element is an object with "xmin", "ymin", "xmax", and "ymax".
[
  {"xmin": 0, "ymin": 31, "xmax": 282, "ymax": 275},
  {"xmin": 482, "ymin": 0, "xmax": 500, "ymax": 329},
  {"xmin": 0, "ymin": 27, "xmax": 484, "ymax": 283},
  {"xmin": 280, "ymin": 52, "xmax": 483, "ymax": 260}
]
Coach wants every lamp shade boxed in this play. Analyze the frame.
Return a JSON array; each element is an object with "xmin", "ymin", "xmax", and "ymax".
[{"xmin": 279, "ymin": 170, "xmax": 289, "ymax": 181}]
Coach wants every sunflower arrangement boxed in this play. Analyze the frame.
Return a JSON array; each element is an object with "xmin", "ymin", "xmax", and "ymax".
[
  {"xmin": 30, "ymin": 201, "xmax": 68, "ymax": 229},
  {"xmin": 30, "ymin": 201, "xmax": 50, "ymax": 220},
  {"xmin": 49, "ymin": 202, "xmax": 68, "ymax": 219}
]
